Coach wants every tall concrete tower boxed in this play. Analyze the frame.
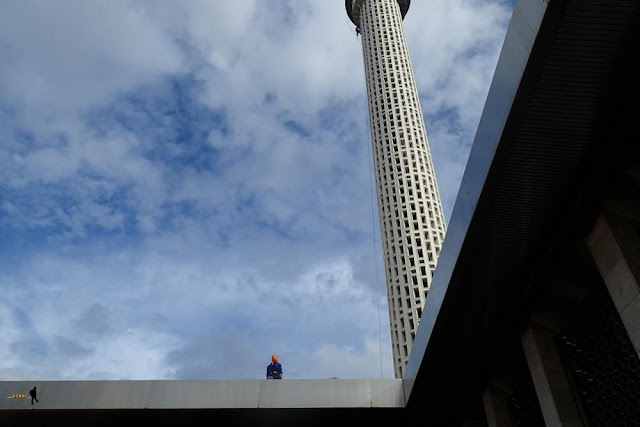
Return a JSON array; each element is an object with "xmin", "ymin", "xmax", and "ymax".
[{"xmin": 346, "ymin": 0, "xmax": 446, "ymax": 378}]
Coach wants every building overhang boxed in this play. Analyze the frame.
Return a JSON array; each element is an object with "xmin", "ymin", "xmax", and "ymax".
[{"xmin": 403, "ymin": 0, "xmax": 640, "ymax": 421}]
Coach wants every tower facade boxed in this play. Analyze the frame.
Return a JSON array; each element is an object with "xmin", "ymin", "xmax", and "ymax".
[{"xmin": 346, "ymin": 0, "xmax": 446, "ymax": 378}]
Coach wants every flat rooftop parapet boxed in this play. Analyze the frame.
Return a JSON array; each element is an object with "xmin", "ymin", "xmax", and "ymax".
[{"xmin": 0, "ymin": 379, "xmax": 405, "ymax": 411}]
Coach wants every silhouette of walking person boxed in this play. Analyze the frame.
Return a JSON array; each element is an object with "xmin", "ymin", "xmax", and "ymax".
[{"xmin": 29, "ymin": 387, "xmax": 39, "ymax": 405}]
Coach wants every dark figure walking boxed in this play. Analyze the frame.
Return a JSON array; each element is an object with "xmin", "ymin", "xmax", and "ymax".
[
  {"xmin": 29, "ymin": 387, "xmax": 39, "ymax": 405},
  {"xmin": 266, "ymin": 354, "xmax": 283, "ymax": 379}
]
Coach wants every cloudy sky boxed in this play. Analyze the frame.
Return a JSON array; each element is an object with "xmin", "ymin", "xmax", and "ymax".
[{"xmin": 1, "ymin": 0, "xmax": 512, "ymax": 381}]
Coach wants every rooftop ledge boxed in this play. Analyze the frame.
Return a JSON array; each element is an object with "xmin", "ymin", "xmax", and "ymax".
[{"xmin": 0, "ymin": 379, "xmax": 405, "ymax": 410}]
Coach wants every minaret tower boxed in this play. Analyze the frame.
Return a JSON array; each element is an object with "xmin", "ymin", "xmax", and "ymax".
[{"xmin": 346, "ymin": 0, "xmax": 446, "ymax": 378}]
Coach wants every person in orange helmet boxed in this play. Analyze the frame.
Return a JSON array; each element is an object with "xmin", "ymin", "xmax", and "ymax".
[{"xmin": 266, "ymin": 354, "xmax": 283, "ymax": 379}]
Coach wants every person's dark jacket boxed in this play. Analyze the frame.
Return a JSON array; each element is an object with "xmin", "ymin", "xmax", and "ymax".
[{"xmin": 266, "ymin": 361, "xmax": 283, "ymax": 379}]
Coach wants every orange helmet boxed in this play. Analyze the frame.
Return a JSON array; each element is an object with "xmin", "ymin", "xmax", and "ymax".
[{"xmin": 271, "ymin": 354, "xmax": 279, "ymax": 363}]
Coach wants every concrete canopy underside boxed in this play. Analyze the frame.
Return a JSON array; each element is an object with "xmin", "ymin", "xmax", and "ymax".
[
  {"xmin": 403, "ymin": 0, "xmax": 640, "ymax": 423},
  {"xmin": 2, "ymin": 0, "xmax": 639, "ymax": 424}
]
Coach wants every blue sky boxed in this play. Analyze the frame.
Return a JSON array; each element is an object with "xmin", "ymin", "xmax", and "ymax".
[{"xmin": 0, "ymin": 0, "xmax": 512, "ymax": 380}]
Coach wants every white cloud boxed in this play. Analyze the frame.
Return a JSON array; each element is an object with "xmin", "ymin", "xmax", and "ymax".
[
  {"xmin": 0, "ymin": 0, "xmax": 184, "ymax": 124},
  {"xmin": 298, "ymin": 335, "xmax": 394, "ymax": 379}
]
